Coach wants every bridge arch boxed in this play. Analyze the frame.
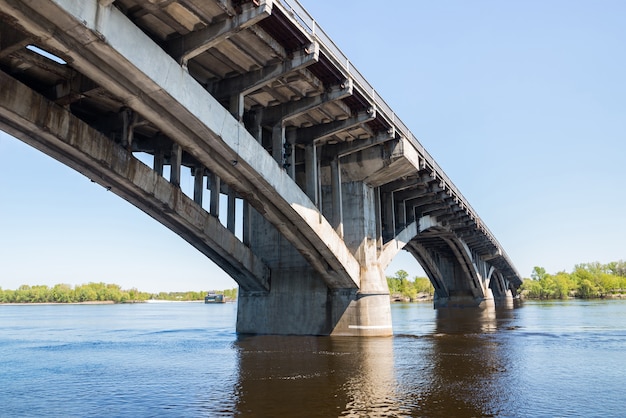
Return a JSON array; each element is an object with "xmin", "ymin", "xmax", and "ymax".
[{"xmin": 380, "ymin": 215, "xmax": 519, "ymax": 308}]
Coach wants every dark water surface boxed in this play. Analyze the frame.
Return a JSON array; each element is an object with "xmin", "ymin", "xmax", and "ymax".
[{"xmin": 1, "ymin": 300, "xmax": 625, "ymax": 417}]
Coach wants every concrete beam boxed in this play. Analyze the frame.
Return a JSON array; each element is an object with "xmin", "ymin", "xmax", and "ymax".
[
  {"xmin": 405, "ymin": 241, "xmax": 449, "ymax": 298},
  {"xmin": 260, "ymin": 79, "xmax": 353, "ymax": 125},
  {"xmin": 166, "ymin": 0, "xmax": 273, "ymax": 65},
  {"xmin": 379, "ymin": 176, "xmax": 423, "ymax": 194},
  {"xmin": 379, "ymin": 221, "xmax": 418, "ymax": 270},
  {"xmin": 294, "ymin": 108, "xmax": 376, "ymax": 144},
  {"xmin": 210, "ymin": 43, "xmax": 319, "ymax": 99},
  {"xmin": 0, "ymin": 26, "xmax": 31, "ymax": 58},
  {"xmin": 328, "ymin": 131, "xmax": 395, "ymax": 160}
]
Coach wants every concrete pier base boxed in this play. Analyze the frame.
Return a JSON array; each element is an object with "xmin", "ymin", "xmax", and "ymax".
[
  {"xmin": 494, "ymin": 289, "xmax": 514, "ymax": 309},
  {"xmin": 236, "ymin": 271, "xmax": 393, "ymax": 336},
  {"xmin": 434, "ymin": 289, "xmax": 496, "ymax": 309},
  {"xmin": 331, "ymin": 293, "xmax": 393, "ymax": 337}
]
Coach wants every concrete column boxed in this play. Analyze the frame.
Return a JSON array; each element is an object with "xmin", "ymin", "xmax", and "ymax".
[
  {"xmin": 209, "ymin": 172, "xmax": 220, "ymax": 218},
  {"xmin": 121, "ymin": 108, "xmax": 135, "ymax": 149},
  {"xmin": 227, "ymin": 188, "xmax": 236, "ymax": 233},
  {"xmin": 170, "ymin": 142, "xmax": 182, "ymax": 186},
  {"xmin": 331, "ymin": 181, "xmax": 392, "ymax": 336},
  {"xmin": 229, "ymin": 93, "xmax": 244, "ymax": 122},
  {"xmin": 374, "ymin": 187, "xmax": 382, "ymax": 253},
  {"xmin": 406, "ymin": 200, "xmax": 416, "ymax": 225},
  {"xmin": 396, "ymin": 199, "xmax": 406, "ymax": 231},
  {"xmin": 285, "ymin": 128, "xmax": 296, "ymax": 179},
  {"xmin": 238, "ymin": 190, "xmax": 392, "ymax": 336},
  {"xmin": 330, "ymin": 157, "xmax": 343, "ymax": 237},
  {"xmin": 153, "ymin": 148, "xmax": 164, "ymax": 177},
  {"xmin": 193, "ymin": 166, "xmax": 203, "ymax": 205},
  {"xmin": 272, "ymin": 123, "xmax": 284, "ymax": 164},
  {"xmin": 494, "ymin": 289, "xmax": 514, "ymax": 308},
  {"xmin": 381, "ymin": 192, "xmax": 395, "ymax": 240},
  {"xmin": 242, "ymin": 201, "xmax": 250, "ymax": 246},
  {"xmin": 305, "ymin": 144, "xmax": 318, "ymax": 206},
  {"xmin": 245, "ymin": 109, "xmax": 262, "ymax": 143}
]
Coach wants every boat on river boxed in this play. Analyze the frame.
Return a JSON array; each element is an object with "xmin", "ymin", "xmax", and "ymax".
[{"xmin": 204, "ymin": 292, "xmax": 226, "ymax": 304}]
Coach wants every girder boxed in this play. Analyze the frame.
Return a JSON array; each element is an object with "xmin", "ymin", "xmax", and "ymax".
[
  {"xmin": 294, "ymin": 108, "xmax": 376, "ymax": 144},
  {"xmin": 166, "ymin": 0, "xmax": 272, "ymax": 65}
]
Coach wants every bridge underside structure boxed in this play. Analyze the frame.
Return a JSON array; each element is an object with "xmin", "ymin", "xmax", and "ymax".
[{"xmin": 0, "ymin": 0, "xmax": 522, "ymax": 335}]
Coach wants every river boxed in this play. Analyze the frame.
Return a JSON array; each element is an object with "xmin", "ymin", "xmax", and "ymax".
[{"xmin": 1, "ymin": 300, "xmax": 624, "ymax": 417}]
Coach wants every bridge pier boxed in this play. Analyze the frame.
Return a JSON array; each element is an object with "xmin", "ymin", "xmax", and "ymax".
[
  {"xmin": 433, "ymin": 289, "xmax": 495, "ymax": 309},
  {"xmin": 236, "ymin": 202, "xmax": 393, "ymax": 336},
  {"xmin": 236, "ymin": 178, "xmax": 393, "ymax": 336},
  {"xmin": 493, "ymin": 289, "xmax": 515, "ymax": 309},
  {"xmin": 237, "ymin": 272, "xmax": 392, "ymax": 336}
]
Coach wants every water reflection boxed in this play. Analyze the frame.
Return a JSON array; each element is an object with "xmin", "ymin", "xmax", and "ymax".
[
  {"xmin": 407, "ymin": 307, "xmax": 517, "ymax": 417},
  {"xmin": 232, "ymin": 306, "xmax": 519, "ymax": 417},
  {"xmin": 233, "ymin": 335, "xmax": 400, "ymax": 417}
]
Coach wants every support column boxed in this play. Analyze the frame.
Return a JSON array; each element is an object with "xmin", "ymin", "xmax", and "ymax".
[
  {"xmin": 381, "ymin": 192, "xmax": 395, "ymax": 240},
  {"xmin": 170, "ymin": 142, "xmax": 182, "ymax": 186},
  {"xmin": 272, "ymin": 122, "xmax": 284, "ymax": 164},
  {"xmin": 305, "ymin": 143, "xmax": 318, "ymax": 206},
  {"xmin": 227, "ymin": 188, "xmax": 236, "ymax": 233},
  {"xmin": 374, "ymin": 187, "xmax": 382, "ymax": 253},
  {"xmin": 396, "ymin": 199, "xmax": 406, "ymax": 231},
  {"xmin": 242, "ymin": 201, "xmax": 250, "ymax": 246},
  {"xmin": 330, "ymin": 157, "xmax": 343, "ymax": 237},
  {"xmin": 154, "ymin": 147, "xmax": 164, "ymax": 177},
  {"xmin": 285, "ymin": 128, "xmax": 296, "ymax": 179},
  {"xmin": 494, "ymin": 289, "xmax": 514, "ymax": 309},
  {"xmin": 209, "ymin": 172, "xmax": 220, "ymax": 218},
  {"xmin": 237, "ymin": 178, "xmax": 393, "ymax": 336},
  {"xmin": 193, "ymin": 166, "xmax": 204, "ymax": 205},
  {"xmin": 332, "ymin": 181, "xmax": 392, "ymax": 336}
]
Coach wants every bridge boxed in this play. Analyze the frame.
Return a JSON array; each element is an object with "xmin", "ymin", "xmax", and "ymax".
[{"xmin": 0, "ymin": 0, "xmax": 522, "ymax": 336}]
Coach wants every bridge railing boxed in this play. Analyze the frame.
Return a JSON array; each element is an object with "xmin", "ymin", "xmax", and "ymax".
[{"xmin": 276, "ymin": 0, "xmax": 508, "ymax": 251}]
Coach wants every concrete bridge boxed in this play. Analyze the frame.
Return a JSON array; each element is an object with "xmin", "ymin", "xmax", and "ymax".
[{"xmin": 0, "ymin": 0, "xmax": 522, "ymax": 336}]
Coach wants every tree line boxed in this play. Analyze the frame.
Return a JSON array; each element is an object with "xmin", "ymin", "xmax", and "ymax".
[
  {"xmin": 0, "ymin": 282, "xmax": 238, "ymax": 304},
  {"xmin": 387, "ymin": 270, "xmax": 434, "ymax": 301},
  {"xmin": 520, "ymin": 261, "xmax": 626, "ymax": 299},
  {"xmin": 3, "ymin": 260, "xmax": 624, "ymax": 304},
  {"xmin": 387, "ymin": 260, "xmax": 626, "ymax": 302}
]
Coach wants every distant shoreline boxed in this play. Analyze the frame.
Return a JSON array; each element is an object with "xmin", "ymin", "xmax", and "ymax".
[
  {"xmin": 0, "ymin": 301, "xmax": 117, "ymax": 306},
  {"xmin": 0, "ymin": 300, "xmax": 217, "ymax": 306}
]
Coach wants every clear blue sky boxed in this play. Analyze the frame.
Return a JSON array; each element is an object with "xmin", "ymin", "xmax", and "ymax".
[{"xmin": 1, "ymin": 0, "xmax": 624, "ymax": 292}]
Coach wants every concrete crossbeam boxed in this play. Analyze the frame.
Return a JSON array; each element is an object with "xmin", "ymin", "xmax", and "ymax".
[
  {"xmin": 210, "ymin": 43, "xmax": 319, "ymax": 100},
  {"xmin": 166, "ymin": 0, "xmax": 273, "ymax": 65}
]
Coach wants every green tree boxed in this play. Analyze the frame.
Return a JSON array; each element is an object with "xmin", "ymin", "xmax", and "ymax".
[
  {"xmin": 531, "ymin": 266, "xmax": 548, "ymax": 281},
  {"xmin": 414, "ymin": 277, "xmax": 434, "ymax": 295},
  {"xmin": 577, "ymin": 279, "xmax": 598, "ymax": 299}
]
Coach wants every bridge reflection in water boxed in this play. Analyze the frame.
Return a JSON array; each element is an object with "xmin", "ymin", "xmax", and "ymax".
[{"xmin": 232, "ymin": 306, "xmax": 517, "ymax": 417}]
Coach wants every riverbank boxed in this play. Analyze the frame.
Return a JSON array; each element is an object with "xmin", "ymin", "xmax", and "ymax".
[
  {"xmin": 390, "ymin": 292, "xmax": 433, "ymax": 302},
  {"xmin": 521, "ymin": 293, "xmax": 626, "ymax": 301},
  {"xmin": 0, "ymin": 301, "xmax": 117, "ymax": 306}
]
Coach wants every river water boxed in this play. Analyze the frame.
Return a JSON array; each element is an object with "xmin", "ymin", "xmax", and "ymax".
[{"xmin": 1, "ymin": 300, "xmax": 624, "ymax": 417}]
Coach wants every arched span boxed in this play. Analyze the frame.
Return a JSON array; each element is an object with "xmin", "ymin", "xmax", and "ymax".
[{"xmin": 382, "ymin": 215, "xmax": 496, "ymax": 306}]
